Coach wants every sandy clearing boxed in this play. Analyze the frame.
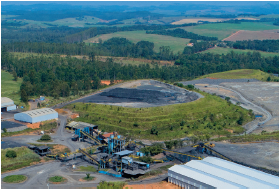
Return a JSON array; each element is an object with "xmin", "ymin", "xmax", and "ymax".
[{"xmin": 124, "ymin": 181, "xmax": 180, "ymax": 189}]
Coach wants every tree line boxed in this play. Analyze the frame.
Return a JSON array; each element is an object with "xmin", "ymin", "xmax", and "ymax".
[
  {"xmin": 1, "ymin": 49, "xmax": 278, "ymax": 103},
  {"xmin": 226, "ymin": 40, "xmax": 279, "ymax": 53},
  {"xmin": 146, "ymin": 28, "xmax": 218, "ymax": 41}
]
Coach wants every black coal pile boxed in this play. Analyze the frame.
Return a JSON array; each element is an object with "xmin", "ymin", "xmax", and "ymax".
[
  {"xmin": 100, "ymin": 88, "xmax": 199, "ymax": 104},
  {"xmin": 100, "ymin": 88, "xmax": 174, "ymax": 103}
]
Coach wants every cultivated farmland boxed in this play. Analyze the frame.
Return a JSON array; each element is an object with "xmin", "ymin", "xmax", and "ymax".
[
  {"xmin": 178, "ymin": 22, "xmax": 279, "ymax": 40},
  {"xmin": 84, "ymin": 30, "xmax": 191, "ymax": 53},
  {"xmin": 171, "ymin": 17, "xmax": 259, "ymax": 25},
  {"xmin": 223, "ymin": 30, "xmax": 279, "ymax": 41}
]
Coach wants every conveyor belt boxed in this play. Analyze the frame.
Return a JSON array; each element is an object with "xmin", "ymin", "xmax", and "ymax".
[
  {"xmin": 78, "ymin": 148, "xmax": 99, "ymax": 165},
  {"xmin": 80, "ymin": 130, "xmax": 102, "ymax": 145}
]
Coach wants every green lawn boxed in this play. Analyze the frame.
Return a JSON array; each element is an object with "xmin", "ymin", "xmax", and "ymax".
[
  {"xmin": 3, "ymin": 175, "xmax": 27, "ymax": 183},
  {"xmin": 65, "ymin": 89, "xmax": 253, "ymax": 140},
  {"xmin": 1, "ymin": 70, "xmax": 23, "ymax": 105},
  {"xmin": 196, "ymin": 69, "xmax": 275, "ymax": 81},
  {"xmin": 179, "ymin": 22, "xmax": 279, "ymax": 40},
  {"xmin": 200, "ymin": 47, "xmax": 279, "ymax": 58},
  {"xmin": 84, "ymin": 30, "xmax": 191, "ymax": 53},
  {"xmin": 1, "ymin": 147, "xmax": 41, "ymax": 173}
]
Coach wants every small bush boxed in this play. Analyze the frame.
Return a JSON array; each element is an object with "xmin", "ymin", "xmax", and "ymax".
[
  {"xmin": 97, "ymin": 181, "xmax": 126, "ymax": 189},
  {"xmin": 3, "ymin": 128, "xmax": 7, "ymax": 133},
  {"xmin": 6, "ymin": 150, "xmax": 17, "ymax": 158},
  {"xmin": 133, "ymin": 123, "xmax": 139, "ymax": 127},
  {"xmin": 40, "ymin": 134, "xmax": 51, "ymax": 141}
]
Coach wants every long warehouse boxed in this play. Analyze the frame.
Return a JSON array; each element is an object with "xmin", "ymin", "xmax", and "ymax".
[
  {"xmin": 14, "ymin": 108, "xmax": 58, "ymax": 123},
  {"xmin": 168, "ymin": 157, "xmax": 279, "ymax": 189}
]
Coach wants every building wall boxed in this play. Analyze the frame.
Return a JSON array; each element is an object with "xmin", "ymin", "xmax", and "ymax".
[
  {"xmin": 14, "ymin": 112, "xmax": 58, "ymax": 123},
  {"xmin": 7, "ymin": 105, "xmax": 16, "ymax": 111},
  {"xmin": 168, "ymin": 170, "xmax": 214, "ymax": 189},
  {"xmin": 1, "ymin": 101, "xmax": 14, "ymax": 107}
]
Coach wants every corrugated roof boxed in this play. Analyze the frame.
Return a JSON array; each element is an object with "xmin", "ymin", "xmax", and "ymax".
[
  {"xmin": 169, "ymin": 165, "xmax": 246, "ymax": 189},
  {"xmin": 103, "ymin": 132, "xmax": 114, "ymax": 138},
  {"xmin": 20, "ymin": 108, "xmax": 57, "ymax": 118},
  {"xmin": 186, "ymin": 160, "xmax": 278, "ymax": 189},
  {"xmin": 114, "ymin": 150, "xmax": 133, "ymax": 156},
  {"xmin": 203, "ymin": 157, "xmax": 279, "ymax": 186},
  {"xmin": 1, "ymin": 97, "xmax": 14, "ymax": 104},
  {"xmin": 169, "ymin": 157, "xmax": 279, "ymax": 189}
]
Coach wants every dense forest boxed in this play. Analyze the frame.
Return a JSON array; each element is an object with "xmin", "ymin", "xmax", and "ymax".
[
  {"xmin": 146, "ymin": 28, "xmax": 218, "ymax": 41},
  {"xmin": 226, "ymin": 40, "xmax": 279, "ymax": 53},
  {"xmin": 1, "ymin": 49, "xmax": 278, "ymax": 102}
]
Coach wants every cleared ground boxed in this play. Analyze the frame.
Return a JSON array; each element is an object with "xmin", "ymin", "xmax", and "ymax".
[
  {"xmin": 213, "ymin": 142, "xmax": 279, "ymax": 171},
  {"xmin": 179, "ymin": 22, "xmax": 279, "ymax": 40},
  {"xmin": 224, "ymin": 29, "xmax": 279, "ymax": 41},
  {"xmin": 84, "ymin": 30, "xmax": 191, "ymax": 53},
  {"xmin": 200, "ymin": 47, "xmax": 279, "ymax": 57}
]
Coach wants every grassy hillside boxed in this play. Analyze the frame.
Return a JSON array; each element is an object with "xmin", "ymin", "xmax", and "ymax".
[
  {"xmin": 196, "ymin": 69, "xmax": 276, "ymax": 81},
  {"xmin": 65, "ymin": 90, "xmax": 254, "ymax": 140},
  {"xmin": 1, "ymin": 70, "xmax": 22, "ymax": 105},
  {"xmin": 84, "ymin": 30, "xmax": 191, "ymax": 53},
  {"xmin": 200, "ymin": 47, "xmax": 279, "ymax": 58},
  {"xmin": 179, "ymin": 22, "xmax": 279, "ymax": 40}
]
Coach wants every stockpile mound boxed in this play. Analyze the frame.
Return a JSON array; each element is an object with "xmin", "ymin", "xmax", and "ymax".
[{"xmin": 100, "ymin": 88, "xmax": 199, "ymax": 104}]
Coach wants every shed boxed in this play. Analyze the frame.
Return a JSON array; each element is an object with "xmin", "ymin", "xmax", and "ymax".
[
  {"xmin": 1, "ymin": 97, "xmax": 16, "ymax": 112},
  {"xmin": 114, "ymin": 150, "xmax": 133, "ymax": 157},
  {"xmin": 14, "ymin": 108, "xmax": 58, "ymax": 123}
]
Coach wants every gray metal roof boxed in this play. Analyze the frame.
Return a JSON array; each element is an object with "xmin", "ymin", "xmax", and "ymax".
[
  {"xmin": 186, "ymin": 160, "xmax": 278, "ymax": 189},
  {"xmin": 203, "ymin": 157, "xmax": 279, "ymax": 186},
  {"xmin": 20, "ymin": 108, "xmax": 57, "ymax": 118},
  {"xmin": 1, "ymin": 97, "xmax": 14, "ymax": 106},
  {"xmin": 114, "ymin": 150, "xmax": 133, "ymax": 156},
  {"xmin": 72, "ymin": 121, "xmax": 98, "ymax": 129},
  {"xmin": 133, "ymin": 161, "xmax": 148, "ymax": 165},
  {"xmin": 168, "ymin": 157, "xmax": 279, "ymax": 189}
]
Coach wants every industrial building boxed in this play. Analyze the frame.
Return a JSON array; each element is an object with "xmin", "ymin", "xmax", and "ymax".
[
  {"xmin": 168, "ymin": 157, "xmax": 279, "ymax": 189},
  {"xmin": 14, "ymin": 108, "xmax": 58, "ymax": 123},
  {"xmin": 1, "ymin": 97, "xmax": 16, "ymax": 112}
]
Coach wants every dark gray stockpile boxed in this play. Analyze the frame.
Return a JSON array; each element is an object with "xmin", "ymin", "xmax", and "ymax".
[{"xmin": 100, "ymin": 88, "xmax": 199, "ymax": 104}]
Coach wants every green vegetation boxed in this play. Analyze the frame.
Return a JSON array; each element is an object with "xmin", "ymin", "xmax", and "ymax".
[
  {"xmin": 84, "ymin": 30, "xmax": 191, "ymax": 53},
  {"xmin": 6, "ymin": 150, "xmax": 17, "ymax": 158},
  {"xmin": 3, "ymin": 175, "xmax": 27, "ymax": 183},
  {"xmin": 139, "ymin": 156, "xmax": 154, "ymax": 163},
  {"xmin": 82, "ymin": 173, "xmax": 95, "ymax": 181},
  {"xmin": 200, "ymin": 47, "xmax": 279, "ymax": 58},
  {"xmin": 179, "ymin": 22, "xmax": 279, "ymax": 40},
  {"xmin": 77, "ymin": 165, "xmax": 97, "ymax": 172},
  {"xmin": 97, "ymin": 181, "xmax": 126, "ymax": 189},
  {"xmin": 48, "ymin": 176, "xmax": 66, "ymax": 183},
  {"xmin": 39, "ymin": 134, "xmax": 52, "ymax": 142},
  {"xmin": 1, "ymin": 70, "xmax": 23, "ymax": 105},
  {"xmin": 196, "ymin": 69, "xmax": 277, "ymax": 81},
  {"xmin": 214, "ymin": 131, "xmax": 279, "ymax": 143},
  {"xmin": 1, "ymin": 121, "xmax": 57, "ymax": 138},
  {"xmin": 140, "ymin": 144, "xmax": 163, "ymax": 156},
  {"xmin": 1, "ymin": 147, "xmax": 41, "ymax": 173},
  {"xmin": 66, "ymin": 88, "xmax": 253, "ymax": 140}
]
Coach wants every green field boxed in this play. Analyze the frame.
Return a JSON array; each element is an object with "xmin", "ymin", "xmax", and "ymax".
[
  {"xmin": 1, "ymin": 70, "xmax": 23, "ymax": 105},
  {"xmin": 3, "ymin": 175, "xmax": 27, "ymax": 183},
  {"xmin": 66, "ymin": 89, "xmax": 253, "ymax": 141},
  {"xmin": 84, "ymin": 30, "xmax": 191, "ymax": 53},
  {"xmin": 179, "ymin": 22, "xmax": 279, "ymax": 40},
  {"xmin": 200, "ymin": 47, "xmax": 279, "ymax": 58},
  {"xmin": 196, "ymin": 69, "xmax": 275, "ymax": 81},
  {"xmin": 1, "ymin": 147, "xmax": 41, "ymax": 173}
]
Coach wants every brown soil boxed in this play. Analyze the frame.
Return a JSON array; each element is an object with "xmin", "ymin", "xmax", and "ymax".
[
  {"xmin": 49, "ymin": 178, "xmax": 67, "ymax": 184},
  {"xmin": 26, "ymin": 122, "xmax": 41, "ymax": 129},
  {"xmin": 55, "ymin": 108, "xmax": 68, "ymax": 115},
  {"xmin": 79, "ymin": 178, "xmax": 95, "ymax": 182},
  {"xmin": 51, "ymin": 144, "xmax": 70, "ymax": 154},
  {"xmin": 152, "ymin": 153, "xmax": 165, "ymax": 159},
  {"xmin": 123, "ymin": 181, "xmax": 179, "ymax": 189}
]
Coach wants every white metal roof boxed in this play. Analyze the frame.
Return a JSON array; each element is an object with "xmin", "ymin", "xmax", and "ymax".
[
  {"xmin": 20, "ymin": 108, "xmax": 57, "ymax": 118},
  {"xmin": 186, "ymin": 160, "xmax": 278, "ymax": 189},
  {"xmin": 169, "ymin": 165, "xmax": 246, "ymax": 189},
  {"xmin": 203, "ymin": 157, "xmax": 279, "ymax": 186},
  {"xmin": 168, "ymin": 157, "xmax": 279, "ymax": 189},
  {"xmin": 1, "ymin": 97, "xmax": 14, "ymax": 104}
]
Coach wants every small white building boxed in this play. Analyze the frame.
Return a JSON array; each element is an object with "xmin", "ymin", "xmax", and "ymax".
[
  {"xmin": 1, "ymin": 97, "xmax": 16, "ymax": 112},
  {"xmin": 168, "ymin": 157, "xmax": 279, "ymax": 189}
]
